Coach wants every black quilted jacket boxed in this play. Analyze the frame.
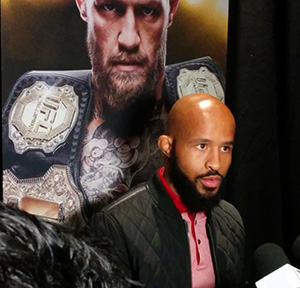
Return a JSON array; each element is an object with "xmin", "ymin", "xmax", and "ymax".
[{"xmin": 88, "ymin": 173, "xmax": 245, "ymax": 288}]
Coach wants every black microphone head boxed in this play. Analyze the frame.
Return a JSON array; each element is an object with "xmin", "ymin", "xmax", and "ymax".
[
  {"xmin": 254, "ymin": 243, "xmax": 290, "ymax": 277},
  {"xmin": 292, "ymin": 235, "xmax": 300, "ymax": 261}
]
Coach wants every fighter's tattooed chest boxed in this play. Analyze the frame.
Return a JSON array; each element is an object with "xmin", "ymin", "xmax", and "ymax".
[{"xmin": 80, "ymin": 118, "xmax": 165, "ymax": 207}]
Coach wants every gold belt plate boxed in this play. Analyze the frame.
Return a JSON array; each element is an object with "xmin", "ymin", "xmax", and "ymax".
[
  {"xmin": 3, "ymin": 165, "xmax": 85, "ymax": 227},
  {"xmin": 9, "ymin": 81, "xmax": 79, "ymax": 154}
]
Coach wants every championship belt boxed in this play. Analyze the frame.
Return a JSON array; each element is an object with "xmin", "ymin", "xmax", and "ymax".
[
  {"xmin": 2, "ymin": 70, "xmax": 93, "ymax": 229},
  {"xmin": 163, "ymin": 56, "xmax": 226, "ymax": 110}
]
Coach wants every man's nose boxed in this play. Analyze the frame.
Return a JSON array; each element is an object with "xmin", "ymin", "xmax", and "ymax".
[
  {"xmin": 118, "ymin": 10, "xmax": 140, "ymax": 50},
  {"xmin": 205, "ymin": 149, "xmax": 221, "ymax": 172}
]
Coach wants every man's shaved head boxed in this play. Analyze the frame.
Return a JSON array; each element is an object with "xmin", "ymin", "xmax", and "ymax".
[
  {"xmin": 158, "ymin": 93, "xmax": 236, "ymax": 212},
  {"xmin": 165, "ymin": 93, "xmax": 235, "ymax": 137}
]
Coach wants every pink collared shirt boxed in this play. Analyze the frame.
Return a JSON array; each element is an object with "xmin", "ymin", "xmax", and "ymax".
[{"xmin": 158, "ymin": 168, "xmax": 215, "ymax": 288}]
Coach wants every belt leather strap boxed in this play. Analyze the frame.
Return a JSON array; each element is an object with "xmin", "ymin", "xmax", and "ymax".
[{"xmin": 2, "ymin": 70, "xmax": 93, "ymax": 229}]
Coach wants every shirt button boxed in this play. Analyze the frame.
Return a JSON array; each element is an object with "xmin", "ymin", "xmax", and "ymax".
[{"xmin": 198, "ymin": 239, "xmax": 201, "ymax": 244}]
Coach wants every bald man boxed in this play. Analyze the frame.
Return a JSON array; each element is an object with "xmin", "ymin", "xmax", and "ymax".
[{"xmin": 87, "ymin": 93, "xmax": 245, "ymax": 288}]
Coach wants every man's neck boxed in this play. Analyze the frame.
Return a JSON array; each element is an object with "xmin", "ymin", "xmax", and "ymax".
[
  {"xmin": 158, "ymin": 167, "xmax": 189, "ymax": 214},
  {"xmin": 91, "ymin": 87, "xmax": 104, "ymax": 119},
  {"xmin": 161, "ymin": 166, "xmax": 180, "ymax": 197}
]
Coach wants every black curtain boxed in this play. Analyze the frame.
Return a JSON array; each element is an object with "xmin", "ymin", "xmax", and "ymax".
[{"xmin": 224, "ymin": 0, "xmax": 300, "ymax": 283}]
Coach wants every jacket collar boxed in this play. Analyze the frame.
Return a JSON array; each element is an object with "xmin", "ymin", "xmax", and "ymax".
[{"xmin": 147, "ymin": 171, "xmax": 182, "ymax": 218}]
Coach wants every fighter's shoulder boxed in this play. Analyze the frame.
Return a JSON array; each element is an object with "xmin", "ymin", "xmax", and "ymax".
[
  {"xmin": 3, "ymin": 69, "xmax": 93, "ymax": 115},
  {"xmin": 16, "ymin": 69, "xmax": 92, "ymax": 84},
  {"xmin": 163, "ymin": 56, "xmax": 226, "ymax": 110}
]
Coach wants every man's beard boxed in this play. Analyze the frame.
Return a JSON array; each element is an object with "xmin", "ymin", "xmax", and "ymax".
[
  {"xmin": 169, "ymin": 149, "xmax": 222, "ymax": 213},
  {"xmin": 87, "ymin": 29, "xmax": 166, "ymax": 111}
]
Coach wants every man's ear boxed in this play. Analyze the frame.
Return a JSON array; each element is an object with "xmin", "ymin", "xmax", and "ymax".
[
  {"xmin": 158, "ymin": 135, "xmax": 173, "ymax": 158},
  {"xmin": 168, "ymin": 0, "xmax": 180, "ymax": 27},
  {"xmin": 75, "ymin": 0, "xmax": 88, "ymax": 22}
]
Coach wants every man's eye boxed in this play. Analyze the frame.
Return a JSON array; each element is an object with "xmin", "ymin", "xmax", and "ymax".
[
  {"xmin": 222, "ymin": 146, "xmax": 231, "ymax": 152},
  {"xmin": 197, "ymin": 144, "xmax": 206, "ymax": 150},
  {"xmin": 143, "ymin": 7, "xmax": 154, "ymax": 15},
  {"xmin": 96, "ymin": 3, "xmax": 125, "ymax": 14},
  {"xmin": 137, "ymin": 5, "xmax": 160, "ymax": 18},
  {"xmin": 103, "ymin": 3, "xmax": 116, "ymax": 11}
]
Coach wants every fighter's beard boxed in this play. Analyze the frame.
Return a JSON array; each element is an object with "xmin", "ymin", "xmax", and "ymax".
[
  {"xmin": 169, "ymin": 147, "xmax": 222, "ymax": 213},
  {"xmin": 86, "ymin": 31, "xmax": 166, "ymax": 137},
  {"xmin": 87, "ymin": 30, "xmax": 166, "ymax": 111}
]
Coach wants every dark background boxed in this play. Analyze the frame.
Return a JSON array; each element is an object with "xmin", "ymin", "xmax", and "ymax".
[
  {"xmin": 2, "ymin": 0, "xmax": 300, "ymax": 285},
  {"xmin": 224, "ymin": 0, "xmax": 300, "ymax": 283}
]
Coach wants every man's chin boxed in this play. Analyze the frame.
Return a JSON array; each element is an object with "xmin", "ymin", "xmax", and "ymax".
[
  {"xmin": 181, "ymin": 181, "xmax": 221, "ymax": 212},
  {"xmin": 188, "ymin": 194, "xmax": 220, "ymax": 213},
  {"xmin": 110, "ymin": 68, "xmax": 146, "ymax": 84},
  {"xmin": 101, "ymin": 76, "xmax": 149, "ymax": 110},
  {"xmin": 197, "ymin": 188, "xmax": 219, "ymax": 199}
]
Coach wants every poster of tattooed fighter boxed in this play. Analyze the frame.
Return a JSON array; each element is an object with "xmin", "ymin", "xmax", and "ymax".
[{"xmin": 1, "ymin": 0, "xmax": 229, "ymax": 228}]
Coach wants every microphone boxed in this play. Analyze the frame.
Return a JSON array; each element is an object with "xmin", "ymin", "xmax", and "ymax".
[
  {"xmin": 254, "ymin": 243, "xmax": 300, "ymax": 288},
  {"xmin": 292, "ymin": 235, "xmax": 300, "ymax": 262},
  {"xmin": 254, "ymin": 242, "xmax": 291, "ymax": 277}
]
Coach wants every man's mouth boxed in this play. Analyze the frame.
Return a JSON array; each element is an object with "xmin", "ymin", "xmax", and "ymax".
[
  {"xmin": 110, "ymin": 53, "xmax": 147, "ymax": 72},
  {"xmin": 199, "ymin": 176, "xmax": 221, "ymax": 189},
  {"xmin": 113, "ymin": 61, "xmax": 143, "ymax": 72}
]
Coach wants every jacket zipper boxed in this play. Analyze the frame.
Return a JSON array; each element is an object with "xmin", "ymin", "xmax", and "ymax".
[
  {"xmin": 184, "ymin": 221, "xmax": 193, "ymax": 288},
  {"xmin": 206, "ymin": 219, "xmax": 220, "ymax": 288}
]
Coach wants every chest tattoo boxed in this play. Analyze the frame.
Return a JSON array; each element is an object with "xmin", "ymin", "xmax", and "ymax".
[{"xmin": 80, "ymin": 118, "xmax": 166, "ymax": 207}]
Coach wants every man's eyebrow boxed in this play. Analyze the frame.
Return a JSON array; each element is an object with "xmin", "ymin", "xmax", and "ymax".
[
  {"xmin": 189, "ymin": 138, "xmax": 235, "ymax": 146},
  {"xmin": 190, "ymin": 138, "xmax": 211, "ymax": 144},
  {"xmin": 94, "ymin": 0, "xmax": 121, "ymax": 5},
  {"xmin": 134, "ymin": 0, "xmax": 164, "ymax": 8},
  {"xmin": 143, "ymin": 0, "xmax": 163, "ymax": 4},
  {"xmin": 224, "ymin": 141, "xmax": 235, "ymax": 146},
  {"xmin": 94, "ymin": 0, "xmax": 162, "ymax": 4}
]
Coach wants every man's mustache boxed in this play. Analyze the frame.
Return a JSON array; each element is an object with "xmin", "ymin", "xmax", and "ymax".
[
  {"xmin": 196, "ymin": 170, "xmax": 223, "ymax": 180},
  {"xmin": 109, "ymin": 51, "xmax": 148, "ymax": 64}
]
